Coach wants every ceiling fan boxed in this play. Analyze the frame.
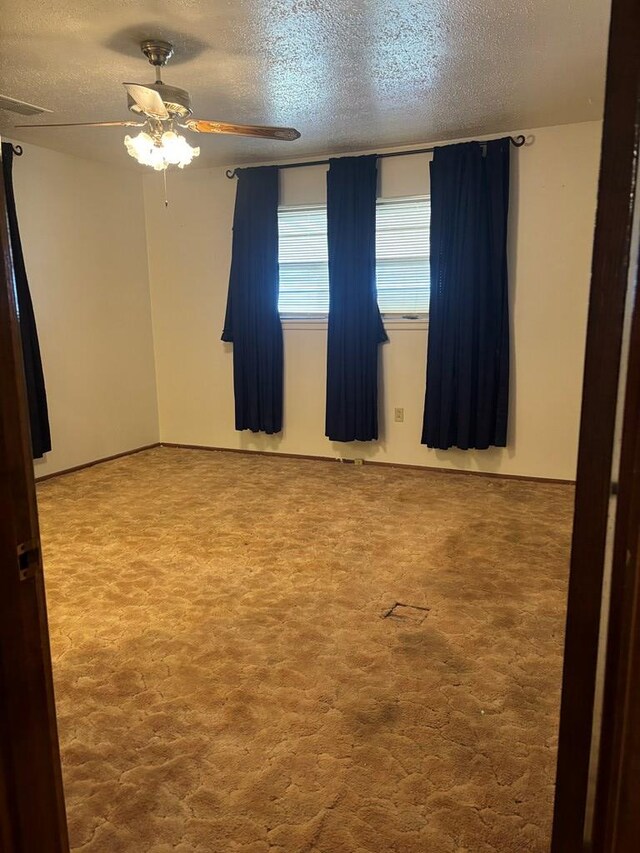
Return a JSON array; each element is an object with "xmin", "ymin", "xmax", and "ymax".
[{"xmin": 16, "ymin": 39, "xmax": 301, "ymax": 170}]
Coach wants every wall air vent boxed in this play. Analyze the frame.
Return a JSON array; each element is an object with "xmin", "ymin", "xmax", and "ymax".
[{"xmin": 0, "ymin": 94, "xmax": 52, "ymax": 116}]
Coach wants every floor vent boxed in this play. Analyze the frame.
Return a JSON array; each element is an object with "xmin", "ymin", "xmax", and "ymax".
[{"xmin": 382, "ymin": 602, "xmax": 430, "ymax": 624}]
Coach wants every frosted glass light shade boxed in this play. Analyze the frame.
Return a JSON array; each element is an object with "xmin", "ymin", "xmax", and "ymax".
[{"xmin": 124, "ymin": 130, "xmax": 200, "ymax": 170}]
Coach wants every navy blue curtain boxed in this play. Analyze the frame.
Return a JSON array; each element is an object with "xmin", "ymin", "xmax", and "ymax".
[
  {"xmin": 1, "ymin": 142, "xmax": 51, "ymax": 458},
  {"xmin": 422, "ymin": 138, "xmax": 510, "ymax": 450},
  {"xmin": 222, "ymin": 166, "xmax": 282, "ymax": 434},
  {"xmin": 325, "ymin": 155, "xmax": 387, "ymax": 442}
]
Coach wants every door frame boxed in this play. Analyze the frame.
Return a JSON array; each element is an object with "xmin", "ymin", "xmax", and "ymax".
[
  {"xmin": 0, "ymin": 145, "xmax": 69, "ymax": 851},
  {"xmin": 551, "ymin": 0, "xmax": 640, "ymax": 848}
]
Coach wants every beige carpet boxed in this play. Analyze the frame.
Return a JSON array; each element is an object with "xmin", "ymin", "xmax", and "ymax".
[{"xmin": 37, "ymin": 447, "xmax": 573, "ymax": 853}]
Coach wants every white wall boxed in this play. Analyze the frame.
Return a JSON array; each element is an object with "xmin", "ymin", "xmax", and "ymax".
[
  {"xmin": 143, "ymin": 121, "xmax": 601, "ymax": 481},
  {"xmin": 142, "ymin": 122, "xmax": 601, "ymax": 480},
  {"xmin": 10, "ymin": 142, "xmax": 159, "ymax": 477}
]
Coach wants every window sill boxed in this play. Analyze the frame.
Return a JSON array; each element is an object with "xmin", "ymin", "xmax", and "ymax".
[
  {"xmin": 281, "ymin": 315, "xmax": 428, "ymax": 331},
  {"xmin": 384, "ymin": 316, "xmax": 429, "ymax": 331}
]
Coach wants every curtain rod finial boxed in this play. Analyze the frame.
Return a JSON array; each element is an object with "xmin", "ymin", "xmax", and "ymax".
[
  {"xmin": 511, "ymin": 134, "xmax": 526, "ymax": 147},
  {"xmin": 226, "ymin": 168, "xmax": 238, "ymax": 179}
]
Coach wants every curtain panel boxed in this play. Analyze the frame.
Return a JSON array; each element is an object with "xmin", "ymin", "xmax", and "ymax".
[
  {"xmin": 1, "ymin": 142, "xmax": 51, "ymax": 459},
  {"xmin": 222, "ymin": 165, "xmax": 283, "ymax": 434},
  {"xmin": 422, "ymin": 138, "xmax": 510, "ymax": 450},
  {"xmin": 325, "ymin": 155, "xmax": 387, "ymax": 442}
]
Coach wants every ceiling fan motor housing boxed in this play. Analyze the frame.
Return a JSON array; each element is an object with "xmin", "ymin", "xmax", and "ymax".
[
  {"xmin": 127, "ymin": 83, "xmax": 193, "ymax": 119},
  {"xmin": 141, "ymin": 39, "xmax": 174, "ymax": 67}
]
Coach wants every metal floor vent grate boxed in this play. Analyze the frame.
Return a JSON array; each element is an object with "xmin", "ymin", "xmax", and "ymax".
[{"xmin": 382, "ymin": 602, "xmax": 430, "ymax": 624}]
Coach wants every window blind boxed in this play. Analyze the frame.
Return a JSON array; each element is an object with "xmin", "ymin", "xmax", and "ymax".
[
  {"xmin": 277, "ymin": 196, "xmax": 430, "ymax": 316},
  {"xmin": 278, "ymin": 204, "xmax": 330, "ymax": 313},
  {"xmin": 376, "ymin": 197, "xmax": 430, "ymax": 314}
]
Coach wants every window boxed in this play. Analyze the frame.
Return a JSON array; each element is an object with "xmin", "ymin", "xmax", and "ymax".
[{"xmin": 277, "ymin": 196, "xmax": 430, "ymax": 318}]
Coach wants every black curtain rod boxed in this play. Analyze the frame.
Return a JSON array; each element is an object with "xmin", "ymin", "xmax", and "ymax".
[
  {"xmin": 0, "ymin": 143, "xmax": 23, "ymax": 156},
  {"xmin": 225, "ymin": 134, "xmax": 526, "ymax": 179}
]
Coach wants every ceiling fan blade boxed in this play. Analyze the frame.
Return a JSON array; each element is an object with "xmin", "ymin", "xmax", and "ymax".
[
  {"xmin": 123, "ymin": 83, "xmax": 169, "ymax": 120},
  {"xmin": 183, "ymin": 119, "xmax": 301, "ymax": 141},
  {"xmin": 14, "ymin": 120, "xmax": 146, "ymax": 128}
]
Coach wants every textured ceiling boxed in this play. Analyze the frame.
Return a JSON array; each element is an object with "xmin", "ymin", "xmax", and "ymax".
[{"xmin": 0, "ymin": 0, "xmax": 610, "ymax": 169}]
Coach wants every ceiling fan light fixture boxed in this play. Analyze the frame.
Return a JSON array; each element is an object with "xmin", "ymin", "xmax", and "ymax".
[{"xmin": 124, "ymin": 128, "xmax": 200, "ymax": 170}]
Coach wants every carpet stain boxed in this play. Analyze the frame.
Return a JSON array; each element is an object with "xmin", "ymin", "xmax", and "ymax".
[{"xmin": 37, "ymin": 447, "xmax": 573, "ymax": 852}]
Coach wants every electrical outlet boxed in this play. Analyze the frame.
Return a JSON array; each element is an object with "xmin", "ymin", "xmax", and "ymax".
[{"xmin": 394, "ymin": 407, "xmax": 404, "ymax": 423}]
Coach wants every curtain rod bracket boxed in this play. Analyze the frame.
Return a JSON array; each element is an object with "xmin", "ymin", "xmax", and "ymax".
[{"xmin": 225, "ymin": 134, "xmax": 528, "ymax": 178}]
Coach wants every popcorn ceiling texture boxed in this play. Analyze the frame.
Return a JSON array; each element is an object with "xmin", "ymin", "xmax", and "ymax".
[
  {"xmin": 2, "ymin": 0, "xmax": 609, "ymax": 167},
  {"xmin": 38, "ymin": 447, "xmax": 572, "ymax": 851}
]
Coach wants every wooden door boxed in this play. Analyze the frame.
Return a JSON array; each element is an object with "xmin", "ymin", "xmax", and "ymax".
[
  {"xmin": 592, "ymin": 204, "xmax": 640, "ymax": 850},
  {"xmin": 0, "ymin": 148, "xmax": 69, "ymax": 850}
]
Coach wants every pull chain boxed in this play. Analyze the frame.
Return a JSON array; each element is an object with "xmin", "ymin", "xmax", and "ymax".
[{"xmin": 163, "ymin": 168, "xmax": 168, "ymax": 207}]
